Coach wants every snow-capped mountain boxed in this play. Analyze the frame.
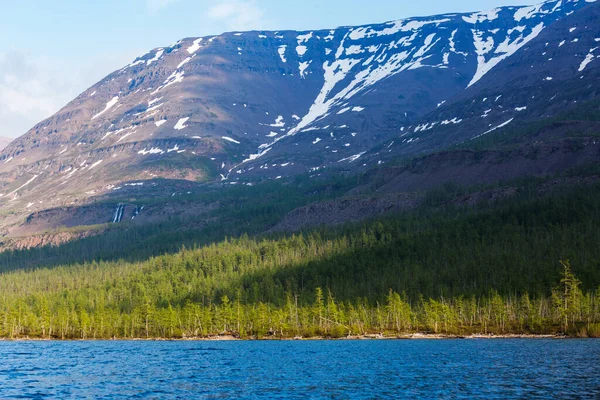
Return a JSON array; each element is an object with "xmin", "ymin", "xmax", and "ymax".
[{"xmin": 0, "ymin": 0, "xmax": 598, "ymax": 214}]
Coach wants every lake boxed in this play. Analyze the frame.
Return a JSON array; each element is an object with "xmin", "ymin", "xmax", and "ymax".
[{"xmin": 0, "ymin": 339, "xmax": 598, "ymax": 398}]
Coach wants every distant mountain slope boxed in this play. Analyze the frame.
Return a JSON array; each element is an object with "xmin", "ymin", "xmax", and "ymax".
[
  {"xmin": 0, "ymin": 137, "xmax": 11, "ymax": 152},
  {"xmin": 0, "ymin": 0, "xmax": 598, "ymax": 228}
]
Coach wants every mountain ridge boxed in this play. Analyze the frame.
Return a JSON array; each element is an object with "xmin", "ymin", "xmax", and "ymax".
[
  {"xmin": 0, "ymin": 0, "xmax": 598, "ymax": 239},
  {"xmin": 0, "ymin": 137, "xmax": 11, "ymax": 152}
]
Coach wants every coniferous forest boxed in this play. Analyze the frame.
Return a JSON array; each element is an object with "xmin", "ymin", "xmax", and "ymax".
[{"xmin": 0, "ymin": 178, "xmax": 599, "ymax": 339}]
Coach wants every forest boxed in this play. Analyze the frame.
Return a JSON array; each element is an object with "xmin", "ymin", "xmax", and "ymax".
[{"xmin": 0, "ymin": 180, "xmax": 599, "ymax": 339}]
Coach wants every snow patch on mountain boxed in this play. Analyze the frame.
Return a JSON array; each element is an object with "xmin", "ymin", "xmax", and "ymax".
[
  {"xmin": 174, "ymin": 118, "xmax": 190, "ymax": 130},
  {"xmin": 187, "ymin": 38, "xmax": 203, "ymax": 54},
  {"xmin": 296, "ymin": 46, "xmax": 308, "ymax": 57},
  {"xmin": 138, "ymin": 147, "xmax": 165, "ymax": 155},
  {"xmin": 463, "ymin": 9, "xmax": 500, "ymax": 24},
  {"xmin": 475, "ymin": 118, "xmax": 515, "ymax": 138},
  {"xmin": 146, "ymin": 49, "xmax": 164, "ymax": 66},
  {"xmin": 177, "ymin": 56, "xmax": 193, "ymax": 69},
  {"xmin": 299, "ymin": 61, "xmax": 311, "ymax": 78},
  {"xmin": 579, "ymin": 47, "xmax": 598, "ymax": 71},
  {"xmin": 278, "ymin": 45, "xmax": 287, "ymax": 63},
  {"xmin": 89, "ymin": 160, "xmax": 103, "ymax": 170},
  {"xmin": 91, "ymin": 96, "xmax": 119, "ymax": 120},
  {"xmin": 222, "ymin": 136, "xmax": 240, "ymax": 144},
  {"xmin": 469, "ymin": 22, "xmax": 545, "ymax": 87},
  {"xmin": 338, "ymin": 152, "xmax": 366, "ymax": 163}
]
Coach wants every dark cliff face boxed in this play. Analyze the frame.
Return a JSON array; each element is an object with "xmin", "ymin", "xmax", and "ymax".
[{"xmin": 0, "ymin": 0, "xmax": 598, "ymax": 216}]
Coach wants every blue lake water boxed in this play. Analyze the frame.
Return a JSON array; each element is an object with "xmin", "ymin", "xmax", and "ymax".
[{"xmin": 0, "ymin": 339, "xmax": 598, "ymax": 398}]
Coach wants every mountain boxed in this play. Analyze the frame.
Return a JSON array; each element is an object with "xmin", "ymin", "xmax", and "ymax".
[
  {"xmin": 0, "ymin": 137, "xmax": 12, "ymax": 151},
  {"xmin": 0, "ymin": 0, "xmax": 599, "ymax": 240},
  {"xmin": 0, "ymin": 137, "xmax": 11, "ymax": 152},
  {"xmin": 2, "ymin": 0, "xmax": 600, "ymax": 345}
]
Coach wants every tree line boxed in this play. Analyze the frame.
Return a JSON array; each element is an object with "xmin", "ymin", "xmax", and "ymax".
[
  {"xmin": 0, "ymin": 262, "xmax": 597, "ymax": 339},
  {"xmin": 1, "ymin": 177, "xmax": 599, "ymax": 339}
]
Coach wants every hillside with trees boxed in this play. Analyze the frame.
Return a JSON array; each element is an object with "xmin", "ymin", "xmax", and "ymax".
[{"xmin": 1, "ymin": 181, "xmax": 599, "ymax": 339}]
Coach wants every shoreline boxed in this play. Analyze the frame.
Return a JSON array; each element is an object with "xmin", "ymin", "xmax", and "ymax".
[{"xmin": 0, "ymin": 333, "xmax": 589, "ymax": 342}]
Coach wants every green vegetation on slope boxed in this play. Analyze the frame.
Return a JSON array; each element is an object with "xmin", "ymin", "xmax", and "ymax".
[
  {"xmin": 0, "ymin": 182, "xmax": 599, "ymax": 339},
  {"xmin": 0, "ymin": 175, "xmax": 359, "ymax": 271}
]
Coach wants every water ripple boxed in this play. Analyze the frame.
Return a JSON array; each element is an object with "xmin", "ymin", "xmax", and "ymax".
[{"xmin": 0, "ymin": 340, "xmax": 597, "ymax": 398}]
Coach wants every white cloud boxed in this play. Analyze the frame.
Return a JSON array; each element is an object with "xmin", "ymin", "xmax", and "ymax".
[
  {"xmin": 0, "ymin": 52, "xmax": 68, "ymax": 138},
  {"xmin": 207, "ymin": 0, "xmax": 266, "ymax": 31},
  {"xmin": 0, "ymin": 50, "xmax": 136, "ymax": 138},
  {"xmin": 147, "ymin": 0, "xmax": 180, "ymax": 12}
]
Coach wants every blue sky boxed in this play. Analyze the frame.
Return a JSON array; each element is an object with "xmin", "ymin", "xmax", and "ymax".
[{"xmin": 0, "ymin": 0, "xmax": 533, "ymax": 138}]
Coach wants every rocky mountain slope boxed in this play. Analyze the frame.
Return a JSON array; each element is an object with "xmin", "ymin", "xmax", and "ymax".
[
  {"xmin": 0, "ymin": 0, "xmax": 598, "ymax": 242},
  {"xmin": 379, "ymin": 1, "xmax": 600, "ymax": 160}
]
